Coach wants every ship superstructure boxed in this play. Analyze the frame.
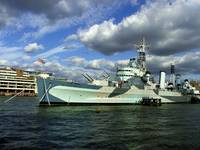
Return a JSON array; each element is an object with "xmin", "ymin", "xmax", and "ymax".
[
  {"xmin": 0, "ymin": 67, "xmax": 37, "ymax": 96},
  {"xmin": 37, "ymin": 38, "xmax": 200, "ymax": 105}
]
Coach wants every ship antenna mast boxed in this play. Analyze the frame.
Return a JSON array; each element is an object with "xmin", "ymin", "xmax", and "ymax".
[{"xmin": 135, "ymin": 37, "xmax": 150, "ymax": 70}]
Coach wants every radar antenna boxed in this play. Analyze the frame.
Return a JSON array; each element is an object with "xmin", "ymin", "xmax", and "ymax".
[{"xmin": 135, "ymin": 37, "xmax": 150, "ymax": 70}]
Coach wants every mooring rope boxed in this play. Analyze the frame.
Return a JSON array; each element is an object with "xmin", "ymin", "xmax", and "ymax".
[{"xmin": 4, "ymin": 82, "xmax": 36, "ymax": 103}]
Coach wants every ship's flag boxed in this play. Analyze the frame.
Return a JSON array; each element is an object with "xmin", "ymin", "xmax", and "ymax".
[{"xmin": 35, "ymin": 58, "xmax": 45, "ymax": 65}]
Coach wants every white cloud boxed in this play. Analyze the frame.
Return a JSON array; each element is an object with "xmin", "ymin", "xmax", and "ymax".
[
  {"xmin": 77, "ymin": 0, "xmax": 200, "ymax": 55},
  {"xmin": 24, "ymin": 60, "xmax": 91, "ymax": 82},
  {"xmin": 66, "ymin": 56, "xmax": 86, "ymax": 65},
  {"xmin": 35, "ymin": 43, "xmax": 79, "ymax": 59},
  {"xmin": 146, "ymin": 51, "xmax": 200, "ymax": 75},
  {"xmin": 0, "ymin": 0, "xmax": 128, "ymax": 40},
  {"xmin": 0, "ymin": 59, "xmax": 8, "ymax": 65},
  {"xmin": 65, "ymin": 56, "xmax": 116, "ymax": 71},
  {"xmin": 87, "ymin": 59, "xmax": 115, "ymax": 70},
  {"xmin": 0, "ymin": 45, "xmax": 32, "ymax": 68},
  {"xmin": 22, "ymin": 55, "xmax": 32, "ymax": 61},
  {"xmin": 35, "ymin": 46, "xmax": 65, "ymax": 59},
  {"xmin": 131, "ymin": 0, "xmax": 139, "ymax": 5},
  {"xmin": 64, "ymin": 50, "xmax": 200, "ymax": 77},
  {"xmin": 116, "ymin": 59, "xmax": 129, "ymax": 66},
  {"xmin": 24, "ymin": 43, "xmax": 43, "ymax": 52},
  {"xmin": 13, "ymin": 50, "xmax": 200, "ymax": 81},
  {"xmin": 0, "ymin": 45, "xmax": 23, "ymax": 61},
  {"xmin": 64, "ymin": 34, "xmax": 78, "ymax": 41}
]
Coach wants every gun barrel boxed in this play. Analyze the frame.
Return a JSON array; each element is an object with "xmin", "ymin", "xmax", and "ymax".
[
  {"xmin": 82, "ymin": 74, "xmax": 92, "ymax": 82},
  {"xmin": 85, "ymin": 73, "xmax": 94, "ymax": 81}
]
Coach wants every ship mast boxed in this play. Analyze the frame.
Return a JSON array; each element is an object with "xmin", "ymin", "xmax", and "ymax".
[{"xmin": 135, "ymin": 37, "xmax": 149, "ymax": 70}]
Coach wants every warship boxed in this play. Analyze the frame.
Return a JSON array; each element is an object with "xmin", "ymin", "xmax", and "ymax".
[{"xmin": 37, "ymin": 38, "xmax": 200, "ymax": 105}]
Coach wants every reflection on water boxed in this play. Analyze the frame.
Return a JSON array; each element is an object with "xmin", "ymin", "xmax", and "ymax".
[{"xmin": 0, "ymin": 97, "xmax": 200, "ymax": 150}]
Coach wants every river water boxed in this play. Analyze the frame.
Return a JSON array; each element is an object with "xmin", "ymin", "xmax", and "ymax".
[{"xmin": 0, "ymin": 97, "xmax": 200, "ymax": 150}]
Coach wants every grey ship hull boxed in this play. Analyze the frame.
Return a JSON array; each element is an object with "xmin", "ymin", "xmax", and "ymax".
[{"xmin": 37, "ymin": 78, "xmax": 192, "ymax": 105}]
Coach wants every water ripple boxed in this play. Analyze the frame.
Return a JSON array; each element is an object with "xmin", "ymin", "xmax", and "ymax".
[{"xmin": 0, "ymin": 98, "xmax": 200, "ymax": 150}]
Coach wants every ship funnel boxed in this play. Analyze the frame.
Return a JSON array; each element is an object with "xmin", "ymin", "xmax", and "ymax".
[{"xmin": 159, "ymin": 71, "xmax": 166, "ymax": 89}]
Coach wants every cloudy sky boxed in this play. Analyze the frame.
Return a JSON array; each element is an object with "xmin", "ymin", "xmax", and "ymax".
[{"xmin": 0, "ymin": 0, "xmax": 199, "ymax": 81}]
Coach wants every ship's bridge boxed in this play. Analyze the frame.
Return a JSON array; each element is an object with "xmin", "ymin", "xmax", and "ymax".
[
  {"xmin": 116, "ymin": 58, "xmax": 145, "ymax": 81},
  {"xmin": 116, "ymin": 67, "xmax": 145, "ymax": 81}
]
